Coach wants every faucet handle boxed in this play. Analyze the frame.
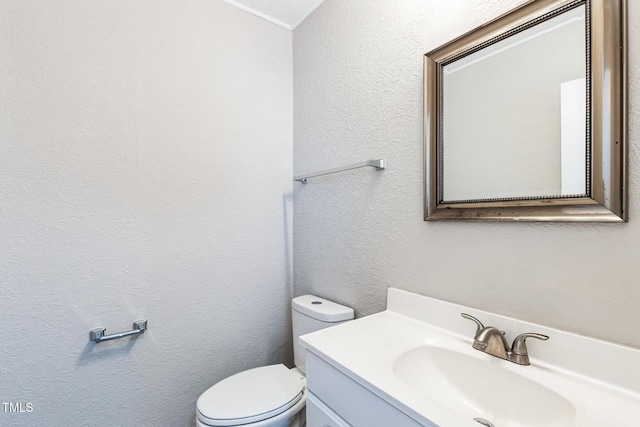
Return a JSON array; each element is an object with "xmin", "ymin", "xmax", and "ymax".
[
  {"xmin": 510, "ymin": 333, "xmax": 549, "ymax": 365},
  {"xmin": 512, "ymin": 332, "xmax": 549, "ymax": 354},
  {"xmin": 461, "ymin": 313, "xmax": 484, "ymax": 334}
]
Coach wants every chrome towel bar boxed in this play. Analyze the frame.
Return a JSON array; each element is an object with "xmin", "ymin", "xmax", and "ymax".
[
  {"xmin": 294, "ymin": 159, "xmax": 385, "ymax": 184},
  {"xmin": 90, "ymin": 320, "xmax": 147, "ymax": 343}
]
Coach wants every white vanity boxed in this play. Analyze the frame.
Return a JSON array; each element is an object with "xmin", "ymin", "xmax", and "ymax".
[{"xmin": 300, "ymin": 288, "xmax": 640, "ymax": 427}]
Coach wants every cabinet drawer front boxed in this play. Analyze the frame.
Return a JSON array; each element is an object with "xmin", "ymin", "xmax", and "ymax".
[
  {"xmin": 307, "ymin": 392, "xmax": 351, "ymax": 427},
  {"xmin": 306, "ymin": 352, "xmax": 426, "ymax": 427}
]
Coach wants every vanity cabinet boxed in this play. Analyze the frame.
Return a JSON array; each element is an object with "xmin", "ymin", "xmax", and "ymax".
[
  {"xmin": 306, "ymin": 392, "xmax": 350, "ymax": 427},
  {"xmin": 305, "ymin": 352, "xmax": 426, "ymax": 427}
]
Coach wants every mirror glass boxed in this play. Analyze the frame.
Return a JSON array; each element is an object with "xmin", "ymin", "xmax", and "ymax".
[{"xmin": 442, "ymin": 5, "xmax": 586, "ymax": 202}]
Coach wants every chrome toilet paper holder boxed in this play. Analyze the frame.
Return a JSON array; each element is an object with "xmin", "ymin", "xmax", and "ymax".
[{"xmin": 90, "ymin": 319, "xmax": 147, "ymax": 343}]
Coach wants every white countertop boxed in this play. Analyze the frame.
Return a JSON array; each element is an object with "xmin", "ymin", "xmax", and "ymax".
[{"xmin": 300, "ymin": 288, "xmax": 640, "ymax": 427}]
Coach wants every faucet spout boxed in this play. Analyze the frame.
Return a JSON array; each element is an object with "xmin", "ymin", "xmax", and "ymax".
[{"xmin": 472, "ymin": 327, "xmax": 510, "ymax": 360}]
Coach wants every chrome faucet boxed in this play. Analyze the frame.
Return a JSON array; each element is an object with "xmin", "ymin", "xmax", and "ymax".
[{"xmin": 461, "ymin": 313, "xmax": 548, "ymax": 366}]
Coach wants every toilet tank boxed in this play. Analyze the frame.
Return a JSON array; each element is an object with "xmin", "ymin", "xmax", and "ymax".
[{"xmin": 292, "ymin": 295, "xmax": 354, "ymax": 374}]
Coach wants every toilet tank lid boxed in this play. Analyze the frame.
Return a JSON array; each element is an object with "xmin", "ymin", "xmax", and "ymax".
[{"xmin": 292, "ymin": 295, "xmax": 354, "ymax": 322}]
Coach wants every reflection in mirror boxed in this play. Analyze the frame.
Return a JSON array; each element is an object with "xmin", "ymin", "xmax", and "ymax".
[
  {"xmin": 424, "ymin": 0, "xmax": 627, "ymax": 222},
  {"xmin": 442, "ymin": 6, "xmax": 586, "ymax": 202}
]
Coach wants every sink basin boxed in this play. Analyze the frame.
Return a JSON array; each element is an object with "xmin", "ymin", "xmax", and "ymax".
[{"xmin": 393, "ymin": 345, "xmax": 576, "ymax": 427}]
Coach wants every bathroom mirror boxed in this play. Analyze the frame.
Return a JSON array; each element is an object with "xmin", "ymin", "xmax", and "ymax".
[{"xmin": 424, "ymin": 0, "xmax": 627, "ymax": 222}]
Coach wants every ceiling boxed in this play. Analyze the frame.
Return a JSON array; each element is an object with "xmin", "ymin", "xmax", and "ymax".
[{"xmin": 221, "ymin": 0, "xmax": 325, "ymax": 30}]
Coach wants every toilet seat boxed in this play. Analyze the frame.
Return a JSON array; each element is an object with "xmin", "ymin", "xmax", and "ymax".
[{"xmin": 197, "ymin": 364, "xmax": 305, "ymax": 427}]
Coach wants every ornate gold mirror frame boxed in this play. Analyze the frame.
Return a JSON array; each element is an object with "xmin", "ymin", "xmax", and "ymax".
[{"xmin": 424, "ymin": 0, "xmax": 627, "ymax": 222}]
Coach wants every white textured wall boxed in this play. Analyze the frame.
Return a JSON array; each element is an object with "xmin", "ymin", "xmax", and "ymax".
[
  {"xmin": 0, "ymin": 1, "xmax": 292, "ymax": 426},
  {"xmin": 293, "ymin": 0, "xmax": 640, "ymax": 348}
]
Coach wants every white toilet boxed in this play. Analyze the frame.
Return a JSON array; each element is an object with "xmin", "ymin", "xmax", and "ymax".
[{"xmin": 196, "ymin": 295, "xmax": 354, "ymax": 427}]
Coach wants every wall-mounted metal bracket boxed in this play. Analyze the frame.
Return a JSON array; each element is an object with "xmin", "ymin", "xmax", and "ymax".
[{"xmin": 90, "ymin": 320, "xmax": 147, "ymax": 343}]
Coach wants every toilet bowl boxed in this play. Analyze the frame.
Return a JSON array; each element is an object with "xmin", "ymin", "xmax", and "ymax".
[
  {"xmin": 196, "ymin": 295, "xmax": 354, "ymax": 427},
  {"xmin": 196, "ymin": 364, "xmax": 306, "ymax": 427}
]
